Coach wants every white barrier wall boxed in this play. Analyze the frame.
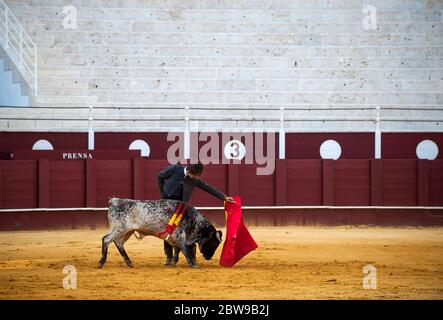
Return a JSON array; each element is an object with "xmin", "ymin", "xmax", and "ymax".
[{"xmin": 1, "ymin": 0, "xmax": 442, "ymax": 132}]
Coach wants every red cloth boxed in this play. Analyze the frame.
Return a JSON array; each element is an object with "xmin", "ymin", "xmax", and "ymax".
[{"xmin": 219, "ymin": 196, "xmax": 258, "ymax": 267}]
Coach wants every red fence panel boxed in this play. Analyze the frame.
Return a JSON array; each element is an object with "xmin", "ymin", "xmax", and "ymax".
[
  {"xmin": 286, "ymin": 160, "xmax": 322, "ymax": 205},
  {"xmin": 95, "ymin": 132, "xmax": 170, "ymax": 159},
  {"xmin": 382, "ymin": 133, "xmax": 443, "ymax": 159},
  {"xmin": 96, "ymin": 160, "xmax": 132, "ymax": 207},
  {"xmin": 286, "ymin": 133, "xmax": 374, "ymax": 159},
  {"xmin": 334, "ymin": 160, "xmax": 371, "ymax": 206},
  {"xmin": 142, "ymin": 160, "xmax": 175, "ymax": 200},
  {"xmin": 238, "ymin": 164, "xmax": 275, "ymax": 206},
  {"xmin": 190, "ymin": 164, "xmax": 228, "ymax": 207},
  {"xmin": 382, "ymin": 160, "xmax": 417, "ymax": 206},
  {"xmin": 1, "ymin": 159, "xmax": 442, "ymax": 209},
  {"xmin": 429, "ymin": 160, "xmax": 443, "ymax": 206},
  {"xmin": 49, "ymin": 161, "xmax": 85, "ymax": 208},
  {"xmin": 0, "ymin": 132, "xmax": 88, "ymax": 160},
  {"xmin": 0, "ymin": 160, "xmax": 38, "ymax": 208}
]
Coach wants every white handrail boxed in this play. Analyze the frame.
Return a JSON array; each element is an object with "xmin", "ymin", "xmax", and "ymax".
[{"xmin": 0, "ymin": 0, "xmax": 37, "ymax": 96}]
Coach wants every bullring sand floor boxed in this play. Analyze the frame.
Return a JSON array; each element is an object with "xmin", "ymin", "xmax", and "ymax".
[{"xmin": 0, "ymin": 226, "xmax": 442, "ymax": 299}]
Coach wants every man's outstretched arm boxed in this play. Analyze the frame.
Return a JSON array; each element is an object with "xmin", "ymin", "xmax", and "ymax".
[{"xmin": 194, "ymin": 179, "xmax": 235, "ymax": 202}]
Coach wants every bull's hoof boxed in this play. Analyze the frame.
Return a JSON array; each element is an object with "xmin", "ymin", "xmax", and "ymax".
[
  {"xmin": 126, "ymin": 261, "xmax": 134, "ymax": 268},
  {"xmin": 98, "ymin": 260, "xmax": 105, "ymax": 269},
  {"xmin": 190, "ymin": 264, "xmax": 200, "ymax": 269},
  {"xmin": 165, "ymin": 259, "xmax": 172, "ymax": 266}
]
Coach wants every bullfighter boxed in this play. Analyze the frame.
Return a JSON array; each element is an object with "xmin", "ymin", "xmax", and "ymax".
[{"xmin": 157, "ymin": 162, "xmax": 235, "ymax": 266}]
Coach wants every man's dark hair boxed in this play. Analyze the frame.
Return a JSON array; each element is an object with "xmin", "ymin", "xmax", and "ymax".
[{"xmin": 188, "ymin": 163, "xmax": 204, "ymax": 175}]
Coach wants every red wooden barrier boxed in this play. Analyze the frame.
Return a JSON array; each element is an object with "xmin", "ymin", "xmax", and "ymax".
[
  {"xmin": 133, "ymin": 159, "xmax": 145, "ymax": 200},
  {"xmin": 370, "ymin": 160, "xmax": 383, "ymax": 205},
  {"xmin": 191, "ymin": 164, "xmax": 228, "ymax": 206},
  {"xmin": 286, "ymin": 133, "xmax": 374, "ymax": 159},
  {"xmin": 1, "ymin": 159, "xmax": 443, "ymax": 209},
  {"xmin": 286, "ymin": 160, "xmax": 322, "ymax": 205},
  {"xmin": 238, "ymin": 164, "xmax": 275, "ymax": 206},
  {"xmin": 382, "ymin": 160, "xmax": 417, "ymax": 206},
  {"xmin": 142, "ymin": 159, "xmax": 170, "ymax": 200},
  {"xmin": 1, "ymin": 160, "xmax": 37, "ymax": 208},
  {"xmin": 322, "ymin": 160, "xmax": 334, "ymax": 205},
  {"xmin": 95, "ymin": 132, "xmax": 171, "ymax": 159},
  {"xmin": 0, "ymin": 132, "xmax": 88, "ymax": 160},
  {"xmin": 96, "ymin": 160, "xmax": 132, "ymax": 207},
  {"xmin": 429, "ymin": 161, "xmax": 443, "ymax": 206},
  {"xmin": 275, "ymin": 159, "xmax": 287, "ymax": 205},
  {"xmin": 49, "ymin": 161, "xmax": 85, "ymax": 208},
  {"xmin": 228, "ymin": 164, "xmax": 240, "ymax": 198},
  {"xmin": 13, "ymin": 149, "xmax": 140, "ymax": 160},
  {"xmin": 334, "ymin": 160, "xmax": 370, "ymax": 206},
  {"xmin": 86, "ymin": 160, "xmax": 97, "ymax": 207},
  {"xmin": 38, "ymin": 159, "xmax": 50, "ymax": 208},
  {"xmin": 2, "ymin": 132, "xmax": 442, "ymax": 160},
  {"xmin": 382, "ymin": 133, "xmax": 443, "ymax": 159},
  {"xmin": 1, "ymin": 207, "xmax": 443, "ymax": 230},
  {"xmin": 417, "ymin": 160, "xmax": 429, "ymax": 206},
  {"xmin": 0, "ymin": 161, "xmax": 2, "ymax": 208}
]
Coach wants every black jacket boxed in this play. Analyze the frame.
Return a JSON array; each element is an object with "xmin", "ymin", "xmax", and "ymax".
[{"xmin": 156, "ymin": 164, "xmax": 226, "ymax": 203}]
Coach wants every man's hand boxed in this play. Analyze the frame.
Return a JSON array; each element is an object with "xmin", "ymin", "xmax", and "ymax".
[{"xmin": 225, "ymin": 196, "xmax": 235, "ymax": 203}]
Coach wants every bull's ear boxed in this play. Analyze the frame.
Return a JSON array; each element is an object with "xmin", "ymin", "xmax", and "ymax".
[{"xmin": 216, "ymin": 230, "xmax": 222, "ymax": 242}]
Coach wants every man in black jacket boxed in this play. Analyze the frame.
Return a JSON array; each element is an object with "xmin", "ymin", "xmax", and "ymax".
[{"xmin": 157, "ymin": 162, "xmax": 234, "ymax": 265}]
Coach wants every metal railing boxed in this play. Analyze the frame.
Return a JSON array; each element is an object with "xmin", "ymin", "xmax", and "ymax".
[
  {"xmin": 0, "ymin": 0, "xmax": 37, "ymax": 95},
  {"xmin": 1, "ymin": 105, "xmax": 442, "ymax": 126},
  {"xmin": 1, "ymin": 104, "xmax": 442, "ymax": 159}
]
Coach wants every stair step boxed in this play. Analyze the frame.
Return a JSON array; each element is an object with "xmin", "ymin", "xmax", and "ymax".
[{"xmin": 35, "ymin": 95, "xmax": 98, "ymax": 104}]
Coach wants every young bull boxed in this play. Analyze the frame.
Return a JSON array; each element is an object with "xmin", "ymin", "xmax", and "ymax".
[{"xmin": 98, "ymin": 198, "xmax": 223, "ymax": 268}]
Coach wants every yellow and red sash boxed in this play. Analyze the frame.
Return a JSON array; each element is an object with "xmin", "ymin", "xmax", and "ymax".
[{"xmin": 158, "ymin": 201, "xmax": 189, "ymax": 240}]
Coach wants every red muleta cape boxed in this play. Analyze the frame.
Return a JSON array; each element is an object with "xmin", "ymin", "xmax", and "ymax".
[{"xmin": 219, "ymin": 196, "xmax": 258, "ymax": 267}]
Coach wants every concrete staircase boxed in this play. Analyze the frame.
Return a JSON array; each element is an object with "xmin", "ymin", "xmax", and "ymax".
[
  {"xmin": 1, "ymin": 0, "xmax": 442, "ymax": 132},
  {"xmin": 0, "ymin": 46, "xmax": 30, "ymax": 106}
]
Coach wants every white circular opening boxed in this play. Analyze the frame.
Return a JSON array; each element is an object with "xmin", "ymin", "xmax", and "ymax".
[
  {"xmin": 32, "ymin": 139, "xmax": 54, "ymax": 150},
  {"xmin": 320, "ymin": 140, "xmax": 342, "ymax": 160},
  {"xmin": 416, "ymin": 140, "xmax": 438, "ymax": 160},
  {"xmin": 129, "ymin": 139, "xmax": 150, "ymax": 157},
  {"xmin": 224, "ymin": 139, "xmax": 246, "ymax": 160}
]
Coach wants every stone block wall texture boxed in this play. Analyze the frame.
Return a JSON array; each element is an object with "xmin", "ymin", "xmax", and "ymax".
[{"xmin": 1, "ymin": 0, "xmax": 442, "ymax": 132}]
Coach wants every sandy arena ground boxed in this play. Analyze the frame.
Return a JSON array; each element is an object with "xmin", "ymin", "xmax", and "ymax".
[{"xmin": 0, "ymin": 226, "xmax": 442, "ymax": 299}]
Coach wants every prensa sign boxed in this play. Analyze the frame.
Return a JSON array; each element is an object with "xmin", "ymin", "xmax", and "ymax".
[
  {"xmin": 62, "ymin": 152, "xmax": 93, "ymax": 159},
  {"xmin": 12, "ymin": 149, "xmax": 142, "ymax": 160}
]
